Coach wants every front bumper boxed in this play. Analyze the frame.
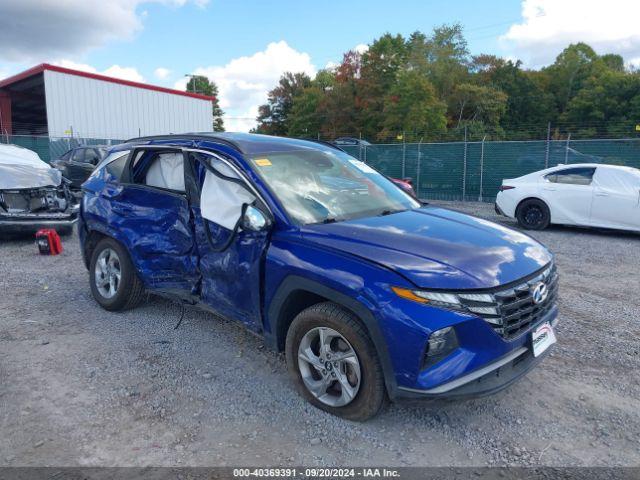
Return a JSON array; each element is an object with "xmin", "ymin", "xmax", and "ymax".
[
  {"xmin": 0, "ymin": 213, "xmax": 78, "ymax": 234},
  {"xmin": 397, "ymin": 345, "xmax": 546, "ymax": 400},
  {"xmin": 396, "ymin": 315, "xmax": 558, "ymax": 400}
]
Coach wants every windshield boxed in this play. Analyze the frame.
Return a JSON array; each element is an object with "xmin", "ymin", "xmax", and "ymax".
[{"xmin": 249, "ymin": 149, "xmax": 420, "ymax": 225}]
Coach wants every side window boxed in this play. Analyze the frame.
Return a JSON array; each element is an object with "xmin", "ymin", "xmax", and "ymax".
[
  {"xmin": 84, "ymin": 149, "xmax": 101, "ymax": 165},
  {"xmin": 131, "ymin": 150, "xmax": 185, "ymax": 192},
  {"xmin": 71, "ymin": 149, "xmax": 84, "ymax": 162},
  {"xmin": 103, "ymin": 151, "xmax": 129, "ymax": 180},
  {"xmin": 60, "ymin": 150, "xmax": 72, "ymax": 161},
  {"xmin": 545, "ymin": 167, "xmax": 595, "ymax": 185}
]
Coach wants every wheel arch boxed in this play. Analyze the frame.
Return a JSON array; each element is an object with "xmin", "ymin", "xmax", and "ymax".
[
  {"xmin": 515, "ymin": 196, "xmax": 551, "ymax": 220},
  {"xmin": 266, "ymin": 275, "xmax": 398, "ymax": 399}
]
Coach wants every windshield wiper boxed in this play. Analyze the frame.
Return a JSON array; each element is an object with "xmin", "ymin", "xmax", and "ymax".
[
  {"xmin": 320, "ymin": 217, "xmax": 337, "ymax": 224},
  {"xmin": 378, "ymin": 208, "xmax": 406, "ymax": 216}
]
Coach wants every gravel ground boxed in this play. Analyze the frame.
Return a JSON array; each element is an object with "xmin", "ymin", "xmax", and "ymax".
[{"xmin": 1, "ymin": 201, "xmax": 639, "ymax": 467}]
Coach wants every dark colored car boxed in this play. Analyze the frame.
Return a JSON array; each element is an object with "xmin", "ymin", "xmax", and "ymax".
[
  {"xmin": 53, "ymin": 146, "xmax": 108, "ymax": 190},
  {"xmin": 79, "ymin": 133, "xmax": 558, "ymax": 421}
]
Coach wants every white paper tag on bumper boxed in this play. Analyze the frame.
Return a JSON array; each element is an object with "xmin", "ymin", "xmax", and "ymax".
[{"xmin": 532, "ymin": 322, "xmax": 556, "ymax": 357}]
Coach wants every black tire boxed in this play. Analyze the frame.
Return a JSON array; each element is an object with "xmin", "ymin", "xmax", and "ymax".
[
  {"xmin": 285, "ymin": 302, "xmax": 386, "ymax": 421},
  {"xmin": 89, "ymin": 237, "xmax": 145, "ymax": 311},
  {"xmin": 516, "ymin": 199, "xmax": 550, "ymax": 230}
]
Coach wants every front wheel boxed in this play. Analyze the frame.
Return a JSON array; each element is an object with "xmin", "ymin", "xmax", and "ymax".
[
  {"xmin": 516, "ymin": 199, "xmax": 550, "ymax": 230},
  {"xmin": 89, "ymin": 237, "xmax": 145, "ymax": 311},
  {"xmin": 285, "ymin": 302, "xmax": 386, "ymax": 421}
]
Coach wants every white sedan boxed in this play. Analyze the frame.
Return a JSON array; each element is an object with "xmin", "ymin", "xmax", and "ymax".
[{"xmin": 495, "ymin": 163, "xmax": 640, "ymax": 232}]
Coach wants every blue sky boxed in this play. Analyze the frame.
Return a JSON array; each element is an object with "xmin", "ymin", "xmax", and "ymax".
[
  {"xmin": 87, "ymin": 0, "xmax": 522, "ymax": 80},
  {"xmin": 1, "ymin": 0, "xmax": 639, "ymax": 131}
]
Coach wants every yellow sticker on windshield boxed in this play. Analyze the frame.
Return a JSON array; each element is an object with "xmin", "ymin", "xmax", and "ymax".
[{"xmin": 254, "ymin": 158, "xmax": 272, "ymax": 166}]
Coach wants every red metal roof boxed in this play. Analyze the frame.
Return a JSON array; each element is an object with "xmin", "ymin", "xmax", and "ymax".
[{"xmin": 0, "ymin": 63, "xmax": 215, "ymax": 101}]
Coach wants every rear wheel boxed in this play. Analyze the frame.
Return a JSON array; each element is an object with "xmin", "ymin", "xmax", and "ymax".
[
  {"xmin": 89, "ymin": 238, "xmax": 145, "ymax": 311},
  {"xmin": 285, "ymin": 302, "xmax": 386, "ymax": 421},
  {"xmin": 516, "ymin": 199, "xmax": 550, "ymax": 230}
]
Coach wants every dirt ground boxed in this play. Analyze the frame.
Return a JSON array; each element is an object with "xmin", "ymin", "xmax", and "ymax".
[{"xmin": 1, "ymin": 201, "xmax": 639, "ymax": 467}]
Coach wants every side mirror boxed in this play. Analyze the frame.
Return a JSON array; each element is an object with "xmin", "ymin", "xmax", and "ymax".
[{"xmin": 241, "ymin": 204, "xmax": 271, "ymax": 232}]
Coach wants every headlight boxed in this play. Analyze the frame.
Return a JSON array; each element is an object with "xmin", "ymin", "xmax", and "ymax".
[{"xmin": 391, "ymin": 286, "xmax": 464, "ymax": 310}]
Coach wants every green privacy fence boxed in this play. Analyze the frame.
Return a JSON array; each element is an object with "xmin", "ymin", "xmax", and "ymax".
[
  {"xmin": 342, "ymin": 138, "xmax": 640, "ymax": 201},
  {"xmin": 2, "ymin": 135, "xmax": 640, "ymax": 202}
]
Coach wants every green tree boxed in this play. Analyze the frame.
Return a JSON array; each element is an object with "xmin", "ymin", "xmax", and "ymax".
[
  {"xmin": 487, "ymin": 60, "xmax": 556, "ymax": 137},
  {"xmin": 562, "ymin": 70, "xmax": 640, "ymax": 137},
  {"xmin": 287, "ymin": 69, "xmax": 336, "ymax": 137},
  {"xmin": 543, "ymin": 43, "xmax": 599, "ymax": 114},
  {"xmin": 425, "ymin": 24, "xmax": 470, "ymax": 99},
  {"xmin": 381, "ymin": 70, "xmax": 447, "ymax": 141},
  {"xmin": 449, "ymin": 83, "xmax": 507, "ymax": 138},
  {"xmin": 358, "ymin": 34, "xmax": 409, "ymax": 137},
  {"xmin": 255, "ymin": 72, "xmax": 311, "ymax": 135},
  {"xmin": 186, "ymin": 75, "xmax": 225, "ymax": 131}
]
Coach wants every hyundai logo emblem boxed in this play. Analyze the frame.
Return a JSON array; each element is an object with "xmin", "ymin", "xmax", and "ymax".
[{"xmin": 532, "ymin": 282, "xmax": 549, "ymax": 304}]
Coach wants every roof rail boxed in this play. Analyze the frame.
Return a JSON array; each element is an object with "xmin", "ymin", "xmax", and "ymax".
[{"xmin": 123, "ymin": 134, "xmax": 243, "ymax": 153}]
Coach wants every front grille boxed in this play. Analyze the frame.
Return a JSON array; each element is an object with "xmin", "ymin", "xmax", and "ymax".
[{"xmin": 458, "ymin": 263, "xmax": 559, "ymax": 340}]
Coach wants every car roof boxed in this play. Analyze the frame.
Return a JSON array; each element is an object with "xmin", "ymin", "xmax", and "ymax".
[
  {"xmin": 124, "ymin": 132, "xmax": 342, "ymax": 156},
  {"xmin": 541, "ymin": 163, "xmax": 638, "ymax": 174}
]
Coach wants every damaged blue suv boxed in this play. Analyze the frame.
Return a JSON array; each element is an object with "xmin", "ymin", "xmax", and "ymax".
[{"xmin": 79, "ymin": 133, "xmax": 558, "ymax": 420}]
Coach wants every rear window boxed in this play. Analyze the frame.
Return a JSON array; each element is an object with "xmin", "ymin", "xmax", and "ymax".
[{"xmin": 545, "ymin": 167, "xmax": 595, "ymax": 185}]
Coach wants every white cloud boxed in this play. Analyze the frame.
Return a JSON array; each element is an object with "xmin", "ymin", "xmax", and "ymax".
[
  {"xmin": 0, "ymin": 0, "xmax": 209, "ymax": 62},
  {"xmin": 54, "ymin": 60, "xmax": 145, "ymax": 82},
  {"xmin": 154, "ymin": 67, "xmax": 171, "ymax": 79},
  {"xmin": 354, "ymin": 43, "xmax": 369, "ymax": 55},
  {"xmin": 176, "ymin": 41, "xmax": 316, "ymax": 132},
  {"xmin": 500, "ymin": 0, "xmax": 640, "ymax": 67}
]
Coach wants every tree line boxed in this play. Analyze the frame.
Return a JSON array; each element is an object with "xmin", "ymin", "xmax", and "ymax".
[{"xmin": 252, "ymin": 25, "xmax": 640, "ymax": 142}]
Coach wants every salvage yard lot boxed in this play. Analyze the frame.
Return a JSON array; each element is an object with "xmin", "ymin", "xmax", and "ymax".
[{"xmin": 1, "ymin": 201, "xmax": 639, "ymax": 467}]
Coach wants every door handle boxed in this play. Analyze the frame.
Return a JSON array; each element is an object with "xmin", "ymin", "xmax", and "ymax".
[
  {"xmin": 542, "ymin": 187, "xmax": 556, "ymax": 191},
  {"xmin": 595, "ymin": 191, "xmax": 609, "ymax": 197}
]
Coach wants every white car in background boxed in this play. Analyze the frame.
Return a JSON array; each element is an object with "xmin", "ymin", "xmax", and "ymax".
[{"xmin": 495, "ymin": 163, "xmax": 640, "ymax": 232}]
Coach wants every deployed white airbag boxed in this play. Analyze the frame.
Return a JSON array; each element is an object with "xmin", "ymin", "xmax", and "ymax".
[
  {"xmin": 145, "ymin": 152, "xmax": 185, "ymax": 191},
  {"xmin": 201, "ymin": 159, "xmax": 255, "ymax": 230}
]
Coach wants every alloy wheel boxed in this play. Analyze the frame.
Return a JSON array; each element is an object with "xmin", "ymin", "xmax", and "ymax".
[
  {"xmin": 297, "ymin": 327, "xmax": 361, "ymax": 407},
  {"xmin": 94, "ymin": 248, "xmax": 121, "ymax": 299},
  {"xmin": 524, "ymin": 205, "xmax": 543, "ymax": 227}
]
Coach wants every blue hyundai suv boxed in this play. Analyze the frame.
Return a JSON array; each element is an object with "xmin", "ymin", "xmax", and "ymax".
[{"xmin": 79, "ymin": 133, "xmax": 558, "ymax": 420}]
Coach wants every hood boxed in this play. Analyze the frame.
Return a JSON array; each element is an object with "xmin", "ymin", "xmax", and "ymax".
[
  {"xmin": 301, "ymin": 207, "xmax": 552, "ymax": 290},
  {"xmin": 0, "ymin": 145, "xmax": 62, "ymax": 189},
  {"xmin": 0, "ymin": 164, "xmax": 62, "ymax": 189}
]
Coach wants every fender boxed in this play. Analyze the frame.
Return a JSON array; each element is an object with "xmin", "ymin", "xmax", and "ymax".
[{"xmin": 266, "ymin": 275, "xmax": 399, "ymax": 399}]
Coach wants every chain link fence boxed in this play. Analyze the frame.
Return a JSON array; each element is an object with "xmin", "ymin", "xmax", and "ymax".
[
  {"xmin": 341, "ymin": 138, "xmax": 640, "ymax": 201},
  {"xmin": 2, "ymin": 135, "xmax": 124, "ymax": 163},
  {"xmin": 2, "ymin": 134, "xmax": 639, "ymax": 202}
]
